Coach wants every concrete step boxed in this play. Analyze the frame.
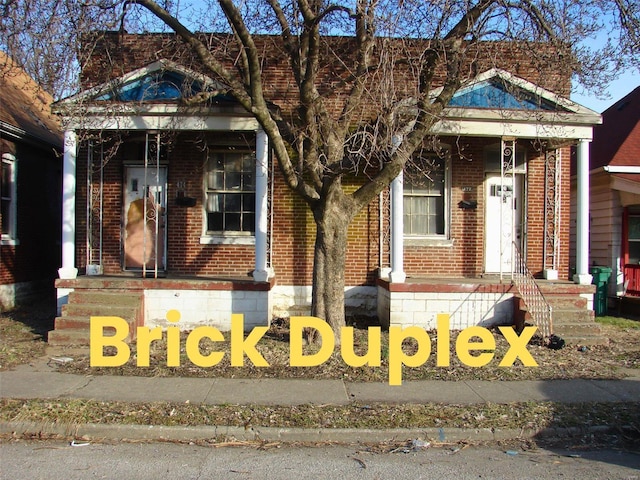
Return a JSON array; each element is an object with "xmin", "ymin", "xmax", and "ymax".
[
  {"xmin": 50, "ymin": 288, "xmax": 143, "ymax": 346},
  {"xmin": 61, "ymin": 303, "xmax": 139, "ymax": 319},
  {"xmin": 545, "ymin": 295, "xmax": 589, "ymax": 310},
  {"xmin": 54, "ymin": 315, "xmax": 138, "ymax": 332},
  {"xmin": 48, "ymin": 325, "xmax": 135, "ymax": 346},
  {"xmin": 68, "ymin": 290, "xmax": 142, "ymax": 307},
  {"xmin": 48, "ymin": 328, "xmax": 92, "ymax": 346},
  {"xmin": 554, "ymin": 333, "xmax": 609, "ymax": 346},
  {"xmin": 551, "ymin": 309, "xmax": 595, "ymax": 324},
  {"xmin": 553, "ymin": 321, "xmax": 604, "ymax": 337},
  {"xmin": 54, "ymin": 315, "xmax": 91, "ymax": 330}
]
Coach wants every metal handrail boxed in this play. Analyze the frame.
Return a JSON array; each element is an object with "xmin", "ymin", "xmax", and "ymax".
[{"xmin": 511, "ymin": 242, "xmax": 553, "ymax": 338}]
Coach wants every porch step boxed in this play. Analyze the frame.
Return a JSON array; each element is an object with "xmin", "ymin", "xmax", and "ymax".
[
  {"xmin": 515, "ymin": 283, "xmax": 608, "ymax": 346},
  {"xmin": 48, "ymin": 290, "xmax": 143, "ymax": 346}
]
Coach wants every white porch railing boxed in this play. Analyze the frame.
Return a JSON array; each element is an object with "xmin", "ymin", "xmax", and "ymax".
[{"xmin": 511, "ymin": 242, "xmax": 553, "ymax": 338}]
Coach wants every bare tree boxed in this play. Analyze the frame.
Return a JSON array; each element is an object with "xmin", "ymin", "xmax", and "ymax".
[
  {"xmin": 112, "ymin": 0, "xmax": 635, "ymax": 343},
  {"xmin": 4, "ymin": 0, "xmax": 637, "ymax": 342}
]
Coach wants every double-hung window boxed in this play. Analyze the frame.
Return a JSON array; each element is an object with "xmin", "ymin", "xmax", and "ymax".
[
  {"xmin": 204, "ymin": 150, "xmax": 255, "ymax": 237},
  {"xmin": 403, "ymin": 153, "xmax": 447, "ymax": 237},
  {"xmin": 1, "ymin": 154, "xmax": 17, "ymax": 244}
]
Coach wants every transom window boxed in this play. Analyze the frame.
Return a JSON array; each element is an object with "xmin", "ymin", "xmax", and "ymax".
[
  {"xmin": 484, "ymin": 143, "xmax": 526, "ymax": 173},
  {"xmin": 205, "ymin": 151, "xmax": 255, "ymax": 234},
  {"xmin": 95, "ymin": 71, "xmax": 203, "ymax": 102},
  {"xmin": 403, "ymin": 153, "xmax": 447, "ymax": 237}
]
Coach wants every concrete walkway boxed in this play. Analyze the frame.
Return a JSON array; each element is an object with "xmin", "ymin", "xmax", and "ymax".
[
  {"xmin": 1, "ymin": 354, "xmax": 639, "ymax": 443},
  {"xmin": 2, "ymin": 353, "xmax": 640, "ymax": 406}
]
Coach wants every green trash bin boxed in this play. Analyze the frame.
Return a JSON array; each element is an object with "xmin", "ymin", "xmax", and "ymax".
[{"xmin": 590, "ymin": 266, "xmax": 612, "ymax": 316}]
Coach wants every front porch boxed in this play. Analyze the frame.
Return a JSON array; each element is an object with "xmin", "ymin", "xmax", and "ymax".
[
  {"xmin": 377, "ymin": 276, "xmax": 601, "ymax": 344},
  {"xmin": 50, "ymin": 274, "xmax": 603, "ymax": 346},
  {"xmin": 50, "ymin": 274, "xmax": 273, "ymax": 345}
]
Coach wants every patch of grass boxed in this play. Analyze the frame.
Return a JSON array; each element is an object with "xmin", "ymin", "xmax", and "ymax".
[
  {"xmin": 596, "ymin": 316, "xmax": 640, "ymax": 329},
  {"xmin": 0, "ymin": 317, "xmax": 46, "ymax": 370},
  {"xmin": 0, "ymin": 297, "xmax": 55, "ymax": 370},
  {"xmin": 1, "ymin": 398, "xmax": 638, "ymax": 433}
]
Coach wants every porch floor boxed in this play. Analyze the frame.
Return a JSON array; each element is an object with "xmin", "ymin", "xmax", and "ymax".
[{"xmin": 56, "ymin": 273, "xmax": 274, "ymax": 292}]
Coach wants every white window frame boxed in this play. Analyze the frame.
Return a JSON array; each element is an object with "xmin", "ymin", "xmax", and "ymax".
[
  {"xmin": 1, "ymin": 154, "xmax": 18, "ymax": 245},
  {"xmin": 200, "ymin": 149, "xmax": 256, "ymax": 245},
  {"xmin": 403, "ymin": 151, "xmax": 451, "ymax": 243},
  {"xmin": 628, "ymin": 213, "xmax": 640, "ymax": 264}
]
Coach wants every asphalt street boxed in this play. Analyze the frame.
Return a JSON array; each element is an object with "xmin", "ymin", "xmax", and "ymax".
[{"xmin": 1, "ymin": 440, "xmax": 639, "ymax": 480}]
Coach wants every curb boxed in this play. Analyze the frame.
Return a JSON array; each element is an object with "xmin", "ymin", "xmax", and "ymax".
[{"xmin": 0, "ymin": 421, "xmax": 616, "ymax": 445}]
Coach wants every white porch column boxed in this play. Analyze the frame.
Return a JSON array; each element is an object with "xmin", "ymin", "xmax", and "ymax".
[
  {"xmin": 59, "ymin": 130, "xmax": 78, "ymax": 280},
  {"xmin": 253, "ymin": 128, "xmax": 270, "ymax": 282},
  {"xmin": 574, "ymin": 139, "xmax": 592, "ymax": 285},
  {"xmin": 57, "ymin": 130, "xmax": 78, "ymax": 314},
  {"xmin": 389, "ymin": 171, "xmax": 406, "ymax": 283}
]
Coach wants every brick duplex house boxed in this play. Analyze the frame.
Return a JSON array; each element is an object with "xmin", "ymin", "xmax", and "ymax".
[{"xmin": 49, "ymin": 32, "xmax": 603, "ymax": 345}]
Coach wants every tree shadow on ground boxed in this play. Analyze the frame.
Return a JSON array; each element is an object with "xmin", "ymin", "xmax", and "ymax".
[{"xmin": 1, "ymin": 289, "xmax": 56, "ymax": 339}]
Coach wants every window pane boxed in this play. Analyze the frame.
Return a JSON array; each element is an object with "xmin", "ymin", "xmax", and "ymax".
[
  {"xmin": 225, "ymin": 172, "xmax": 242, "ymax": 190},
  {"xmin": 242, "ymin": 194, "xmax": 255, "ymax": 211},
  {"xmin": 244, "ymin": 172, "xmax": 255, "ymax": 189},
  {"xmin": 207, "ymin": 212, "xmax": 223, "ymax": 231},
  {"xmin": 629, "ymin": 216, "xmax": 640, "ymax": 241},
  {"xmin": 1, "ymin": 163, "xmax": 10, "ymax": 198},
  {"xmin": 206, "ymin": 193, "xmax": 221, "ymax": 212},
  {"xmin": 207, "ymin": 172, "xmax": 224, "ymax": 189},
  {"xmin": 226, "ymin": 213, "xmax": 241, "ymax": 231},
  {"xmin": 242, "ymin": 213, "xmax": 255, "ymax": 232},
  {"xmin": 413, "ymin": 196, "xmax": 427, "ymax": 215},
  {"xmin": 205, "ymin": 150, "xmax": 256, "ymax": 233},
  {"xmin": 1, "ymin": 199, "xmax": 9, "ymax": 235},
  {"xmin": 214, "ymin": 153, "xmax": 225, "ymax": 169},
  {"xmin": 629, "ymin": 242, "xmax": 640, "ymax": 264},
  {"xmin": 242, "ymin": 153, "xmax": 254, "ymax": 171},
  {"xmin": 225, "ymin": 194, "xmax": 241, "ymax": 212},
  {"xmin": 403, "ymin": 153, "xmax": 446, "ymax": 236}
]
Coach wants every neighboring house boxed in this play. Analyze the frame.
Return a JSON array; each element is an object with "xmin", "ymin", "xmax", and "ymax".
[
  {"xmin": 571, "ymin": 87, "xmax": 640, "ymax": 303},
  {"xmin": 49, "ymin": 33, "xmax": 604, "ymax": 345},
  {"xmin": 0, "ymin": 52, "xmax": 62, "ymax": 311}
]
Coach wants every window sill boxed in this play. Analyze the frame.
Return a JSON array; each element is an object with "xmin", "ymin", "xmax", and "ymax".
[
  {"xmin": 404, "ymin": 237, "xmax": 454, "ymax": 247},
  {"xmin": 200, "ymin": 235, "xmax": 255, "ymax": 245},
  {"xmin": 1, "ymin": 238, "xmax": 19, "ymax": 246}
]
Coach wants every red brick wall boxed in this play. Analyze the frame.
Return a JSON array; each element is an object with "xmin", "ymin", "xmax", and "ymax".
[
  {"xmin": 76, "ymin": 132, "xmax": 256, "ymax": 277},
  {"xmin": 269, "ymin": 173, "xmax": 380, "ymax": 286},
  {"xmin": 71, "ymin": 34, "xmax": 574, "ymax": 284},
  {"xmin": 80, "ymin": 33, "xmax": 572, "ymax": 118},
  {"xmin": 73, "ymin": 133, "xmax": 571, "ymax": 284}
]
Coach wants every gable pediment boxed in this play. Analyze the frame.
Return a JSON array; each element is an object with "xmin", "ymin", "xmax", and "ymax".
[
  {"xmin": 443, "ymin": 68, "xmax": 595, "ymax": 116},
  {"xmin": 59, "ymin": 60, "xmax": 229, "ymax": 106}
]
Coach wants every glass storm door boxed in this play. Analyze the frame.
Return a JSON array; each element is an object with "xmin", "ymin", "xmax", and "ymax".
[{"xmin": 124, "ymin": 166, "xmax": 167, "ymax": 273}]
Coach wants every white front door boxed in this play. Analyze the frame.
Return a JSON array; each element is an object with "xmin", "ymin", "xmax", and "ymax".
[
  {"xmin": 484, "ymin": 175, "xmax": 523, "ymax": 274},
  {"xmin": 124, "ymin": 167, "xmax": 167, "ymax": 272}
]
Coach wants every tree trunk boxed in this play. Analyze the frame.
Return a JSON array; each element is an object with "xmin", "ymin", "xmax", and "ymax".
[{"xmin": 309, "ymin": 182, "xmax": 354, "ymax": 347}]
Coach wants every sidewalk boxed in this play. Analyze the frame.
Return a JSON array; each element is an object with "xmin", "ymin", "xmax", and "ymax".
[{"xmin": 1, "ymin": 353, "xmax": 639, "ymax": 444}]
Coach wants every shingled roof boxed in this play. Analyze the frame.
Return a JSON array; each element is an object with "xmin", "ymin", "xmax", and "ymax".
[
  {"xmin": 591, "ymin": 86, "xmax": 640, "ymax": 183},
  {"xmin": 0, "ymin": 51, "xmax": 62, "ymax": 149}
]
